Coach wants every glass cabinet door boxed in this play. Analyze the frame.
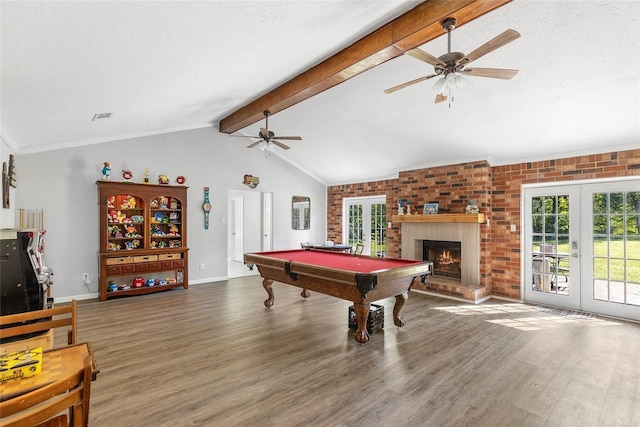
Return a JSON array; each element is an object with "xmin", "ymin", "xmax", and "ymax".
[
  {"xmin": 106, "ymin": 194, "xmax": 145, "ymax": 251},
  {"xmin": 149, "ymin": 196, "xmax": 183, "ymax": 249}
]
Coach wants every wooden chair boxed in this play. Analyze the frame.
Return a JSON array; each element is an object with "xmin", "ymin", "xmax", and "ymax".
[
  {"xmin": 0, "ymin": 300, "xmax": 77, "ymax": 351},
  {"xmin": 353, "ymin": 243, "xmax": 364, "ymax": 255},
  {"xmin": 0, "ymin": 355, "xmax": 92, "ymax": 427}
]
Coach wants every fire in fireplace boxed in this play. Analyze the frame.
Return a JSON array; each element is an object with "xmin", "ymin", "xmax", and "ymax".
[{"xmin": 423, "ymin": 240, "xmax": 462, "ymax": 279}]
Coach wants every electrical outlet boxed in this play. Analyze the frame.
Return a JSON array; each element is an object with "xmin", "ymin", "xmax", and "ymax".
[
  {"xmin": 82, "ymin": 273, "xmax": 89, "ymax": 283},
  {"xmin": 199, "ymin": 263, "xmax": 205, "ymax": 270}
]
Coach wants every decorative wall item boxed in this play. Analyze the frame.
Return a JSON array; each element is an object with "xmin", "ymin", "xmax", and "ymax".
[
  {"xmin": 175, "ymin": 175, "xmax": 187, "ymax": 185},
  {"xmin": 243, "ymin": 174, "xmax": 259, "ymax": 188},
  {"xmin": 2, "ymin": 162, "xmax": 9, "ymax": 208},
  {"xmin": 423, "ymin": 203, "xmax": 439, "ymax": 214},
  {"xmin": 8, "ymin": 155, "xmax": 17, "ymax": 187},
  {"xmin": 466, "ymin": 200, "xmax": 479, "ymax": 214},
  {"xmin": 202, "ymin": 187, "xmax": 211, "ymax": 230}
]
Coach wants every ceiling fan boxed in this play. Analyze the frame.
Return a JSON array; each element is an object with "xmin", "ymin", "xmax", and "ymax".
[
  {"xmin": 384, "ymin": 17, "xmax": 520, "ymax": 105},
  {"xmin": 229, "ymin": 110, "xmax": 302, "ymax": 151}
]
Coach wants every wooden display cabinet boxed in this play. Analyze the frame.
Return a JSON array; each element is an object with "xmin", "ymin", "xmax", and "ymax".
[{"xmin": 97, "ymin": 181, "xmax": 189, "ymax": 301}]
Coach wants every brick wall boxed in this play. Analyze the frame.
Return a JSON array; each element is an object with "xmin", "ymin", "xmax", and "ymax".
[{"xmin": 327, "ymin": 149, "xmax": 640, "ymax": 300}]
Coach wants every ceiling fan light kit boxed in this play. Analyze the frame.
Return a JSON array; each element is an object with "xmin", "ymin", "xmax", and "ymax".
[
  {"xmin": 385, "ymin": 17, "xmax": 520, "ymax": 106},
  {"xmin": 227, "ymin": 110, "xmax": 302, "ymax": 154}
]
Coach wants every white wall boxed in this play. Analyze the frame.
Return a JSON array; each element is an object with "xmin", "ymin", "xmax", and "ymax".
[
  {"xmin": 0, "ymin": 134, "xmax": 17, "ymax": 228},
  {"xmin": 14, "ymin": 127, "xmax": 326, "ymax": 300}
]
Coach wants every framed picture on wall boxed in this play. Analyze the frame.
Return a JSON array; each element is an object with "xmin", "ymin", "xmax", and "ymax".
[{"xmin": 423, "ymin": 203, "xmax": 439, "ymax": 215}]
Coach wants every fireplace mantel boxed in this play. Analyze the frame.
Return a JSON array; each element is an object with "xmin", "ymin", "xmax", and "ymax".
[{"xmin": 391, "ymin": 213, "xmax": 485, "ymax": 224}]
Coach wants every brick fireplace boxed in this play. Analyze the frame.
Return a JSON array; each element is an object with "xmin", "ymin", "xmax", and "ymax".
[{"xmin": 394, "ymin": 214, "xmax": 488, "ymax": 302}]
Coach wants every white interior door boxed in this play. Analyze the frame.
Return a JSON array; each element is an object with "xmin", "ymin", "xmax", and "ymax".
[
  {"xmin": 231, "ymin": 196, "xmax": 244, "ymax": 262},
  {"xmin": 262, "ymin": 192, "xmax": 272, "ymax": 251}
]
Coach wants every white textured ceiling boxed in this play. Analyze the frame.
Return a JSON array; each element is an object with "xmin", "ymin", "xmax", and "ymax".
[{"xmin": 2, "ymin": 1, "xmax": 639, "ymax": 185}]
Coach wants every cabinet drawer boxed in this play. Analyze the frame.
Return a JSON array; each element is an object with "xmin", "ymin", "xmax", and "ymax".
[
  {"xmin": 135, "ymin": 263, "xmax": 149, "ymax": 272},
  {"xmin": 121, "ymin": 264, "xmax": 135, "ymax": 274},
  {"xmin": 148, "ymin": 261, "xmax": 161, "ymax": 271},
  {"xmin": 158, "ymin": 253, "xmax": 181, "ymax": 261},
  {"xmin": 161, "ymin": 261, "xmax": 173, "ymax": 269},
  {"xmin": 172, "ymin": 260, "xmax": 184, "ymax": 268},
  {"xmin": 106, "ymin": 265, "xmax": 121, "ymax": 275},
  {"xmin": 106, "ymin": 256, "xmax": 133, "ymax": 265},
  {"xmin": 133, "ymin": 255, "xmax": 158, "ymax": 263}
]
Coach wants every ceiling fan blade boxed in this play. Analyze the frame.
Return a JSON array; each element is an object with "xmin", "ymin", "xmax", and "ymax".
[
  {"xmin": 271, "ymin": 140, "xmax": 290, "ymax": 150},
  {"xmin": 460, "ymin": 67, "xmax": 519, "ymax": 79},
  {"xmin": 246, "ymin": 140, "xmax": 262, "ymax": 148},
  {"xmin": 272, "ymin": 136, "xmax": 302, "ymax": 141},
  {"xmin": 459, "ymin": 29, "xmax": 520, "ymax": 65},
  {"xmin": 434, "ymin": 93, "xmax": 447, "ymax": 103},
  {"xmin": 384, "ymin": 74, "xmax": 437, "ymax": 94},
  {"xmin": 406, "ymin": 48, "xmax": 446, "ymax": 67}
]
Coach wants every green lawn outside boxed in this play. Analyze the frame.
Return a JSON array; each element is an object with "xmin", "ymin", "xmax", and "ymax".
[{"xmin": 536, "ymin": 240, "xmax": 640, "ymax": 283}]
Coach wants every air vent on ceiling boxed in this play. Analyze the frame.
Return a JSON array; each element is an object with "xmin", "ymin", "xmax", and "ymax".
[{"xmin": 92, "ymin": 113, "xmax": 112, "ymax": 121}]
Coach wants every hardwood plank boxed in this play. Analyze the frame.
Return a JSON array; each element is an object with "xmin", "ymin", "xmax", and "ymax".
[{"xmin": 51, "ymin": 278, "xmax": 640, "ymax": 426}]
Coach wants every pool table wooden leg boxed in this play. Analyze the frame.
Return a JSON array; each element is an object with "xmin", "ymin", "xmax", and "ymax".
[
  {"xmin": 353, "ymin": 302, "xmax": 371, "ymax": 343},
  {"xmin": 263, "ymin": 278, "xmax": 275, "ymax": 308},
  {"xmin": 393, "ymin": 292, "xmax": 408, "ymax": 327}
]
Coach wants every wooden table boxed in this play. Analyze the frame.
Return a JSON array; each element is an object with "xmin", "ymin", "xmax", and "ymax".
[
  {"xmin": 245, "ymin": 249, "xmax": 432, "ymax": 343},
  {"xmin": 0, "ymin": 342, "xmax": 99, "ymax": 402}
]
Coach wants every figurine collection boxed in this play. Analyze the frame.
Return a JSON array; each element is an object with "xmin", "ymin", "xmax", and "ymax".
[
  {"xmin": 99, "ymin": 161, "xmax": 187, "ymax": 186},
  {"xmin": 106, "ymin": 193, "xmax": 181, "ymax": 251}
]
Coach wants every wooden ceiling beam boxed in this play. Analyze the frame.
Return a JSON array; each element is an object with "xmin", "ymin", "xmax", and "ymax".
[{"xmin": 219, "ymin": 0, "xmax": 512, "ymax": 134}]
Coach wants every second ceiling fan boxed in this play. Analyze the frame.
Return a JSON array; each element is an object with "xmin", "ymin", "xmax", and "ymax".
[
  {"xmin": 230, "ymin": 110, "xmax": 302, "ymax": 151},
  {"xmin": 384, "ymin": 17, "xmax": 520, "ymax": 104}
]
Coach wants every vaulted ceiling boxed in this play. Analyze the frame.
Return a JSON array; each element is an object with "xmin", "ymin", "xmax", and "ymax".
[{"xmin": 2, "ymin": 1, "xmax": 638, "ymax": 185}]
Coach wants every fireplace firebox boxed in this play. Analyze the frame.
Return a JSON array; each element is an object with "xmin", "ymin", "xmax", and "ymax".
[{"xmin": 423, "ymin": 240, "xmax": 462, "ymax": 279}]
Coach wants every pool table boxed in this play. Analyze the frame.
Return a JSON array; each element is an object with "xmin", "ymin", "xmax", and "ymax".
[{"xmin": 244, "ymin": 249, "xmax": 433, "ymax": 343}]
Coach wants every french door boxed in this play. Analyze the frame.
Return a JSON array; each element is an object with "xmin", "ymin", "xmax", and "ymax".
[
  {"xmin": 523, "ymin": 185, "xmax": 581, "ymax": 309},
  {"xmin": 523, "ymin": 179, "xmax": 640, "ymax": 321},
  {"xmin": 344, "ymin": 196, "xmax": 386, "ymax": 256}
]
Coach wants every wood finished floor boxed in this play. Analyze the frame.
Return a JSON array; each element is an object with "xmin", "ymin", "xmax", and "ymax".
[{"xmin": 58, "ymin": 277, "xmax": 640, "ymax": 427}]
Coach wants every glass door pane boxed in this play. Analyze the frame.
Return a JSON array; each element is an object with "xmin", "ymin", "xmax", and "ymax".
[{"xmin": 591, "ymin": 191, "xmax": 640, "ymax": 306}]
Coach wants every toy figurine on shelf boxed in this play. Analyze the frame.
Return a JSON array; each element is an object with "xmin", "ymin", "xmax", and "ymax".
[
  {"xmin": 107, "ymin": 196, "xmax": 115, "ymax": 208},
  {"xmin": 121, "ymin": 195, "xmax": 136, "ymax": 209},
  {"xmin": 143, "ymin": 167, "xmax": 150, "ymax": 184},
  {"xmin": 122, "ymin": 169, "xmax": 134, "ymax": 182},
  {"xmin": 169, "ymin": 225, "xmax": 180, "ymax": 236},
  {"xmin": 158, "ymin": 174, "xmax": 170, "ymax": 185},
  {"xmin": 175, "ymin": 175, "xmax": 187, "ymax": 185},
  {"xmin": 466, "ymin": 200, "xmax": 479, "ymax": 214},
  {"xmin": 159, "ymin": 196, "xmax": 169, "ymax": 209},
  {"xmin": 102, "ymin": 162, "xmax": 112, "ymax": 180}
]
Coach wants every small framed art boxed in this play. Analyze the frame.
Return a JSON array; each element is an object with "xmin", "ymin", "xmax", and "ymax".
[{"xmin": 423, "ymin": 203, "xmax": 439, "ymax": 215}]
